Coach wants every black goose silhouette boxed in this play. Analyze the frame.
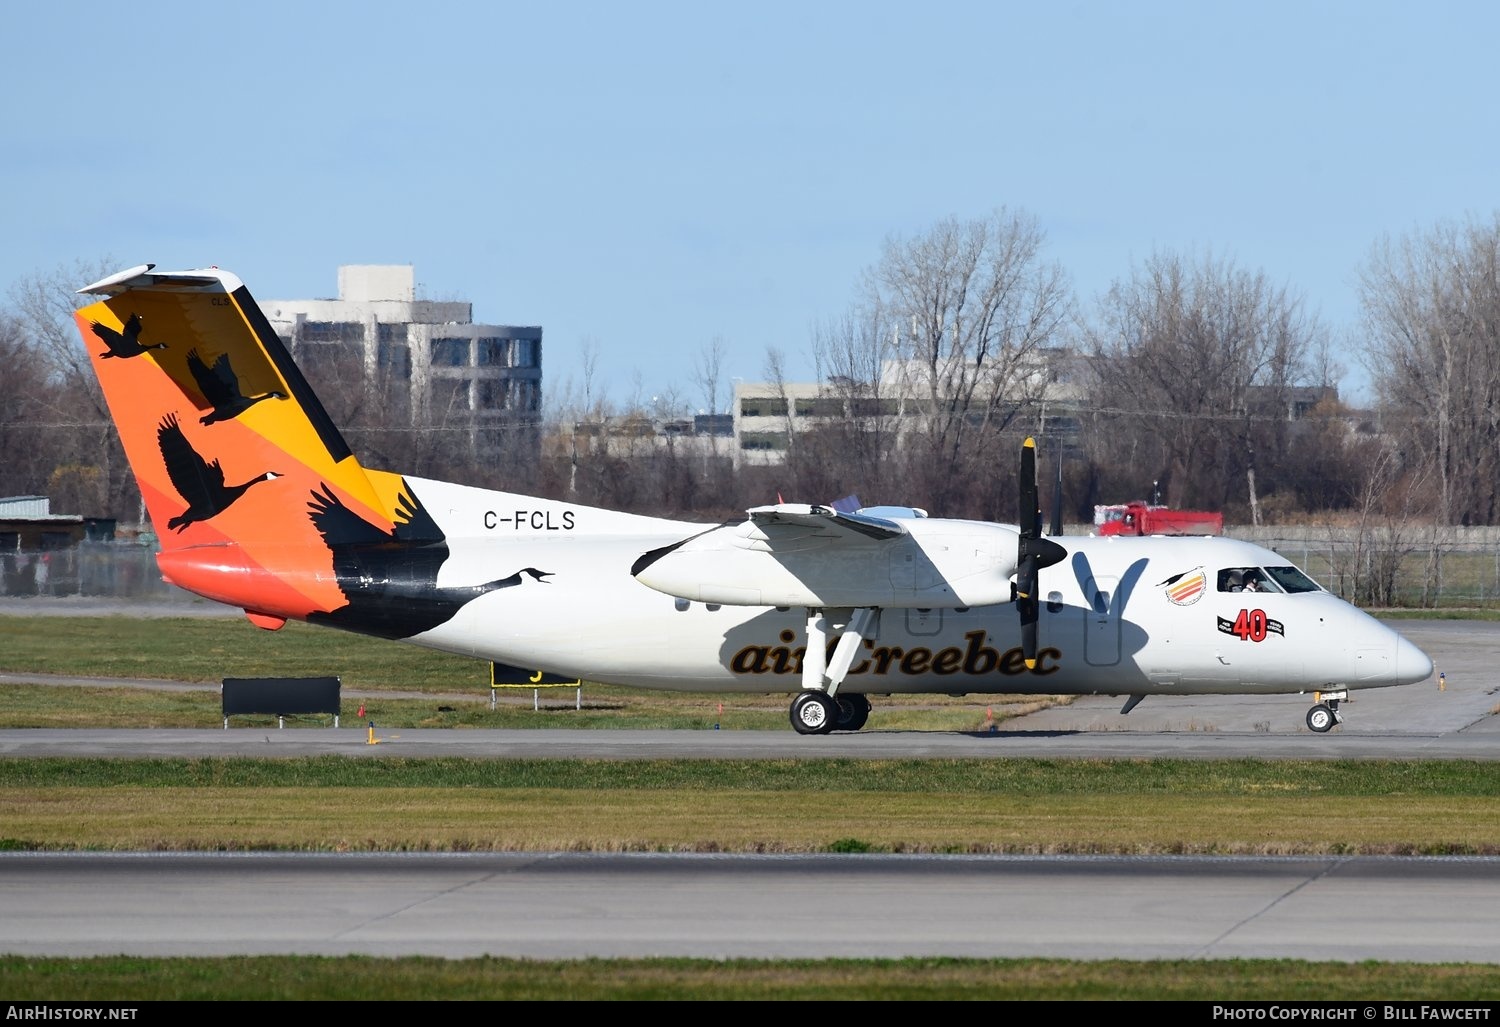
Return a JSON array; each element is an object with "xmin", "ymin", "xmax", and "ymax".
[
  {"xmin": 157, "ymin": 414, "xmax": 278, "ymax": 532},
  {"xmin": 93, "ymin": 314, "xmax": 167, "ymax": 358},
  {"xmin": 305, "ymin": 482, "xmax": 552, "ymax": 639},
  {"xmin": 187, "ymin": 348, "xmax": 286, "ymax": 424}
]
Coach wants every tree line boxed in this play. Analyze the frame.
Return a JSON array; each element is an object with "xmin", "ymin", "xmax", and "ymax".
[{"xmin": 4, "ymin": 210, "xmax": 1498, "ymax": 533}]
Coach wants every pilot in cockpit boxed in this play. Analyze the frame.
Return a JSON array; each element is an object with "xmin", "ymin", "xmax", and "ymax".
[{"xmin": 1220, "ymin": 567, "xmax": 1279, "ymax": 593}]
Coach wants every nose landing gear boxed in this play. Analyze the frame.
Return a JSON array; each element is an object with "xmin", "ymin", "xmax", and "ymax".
[{"xmin": 1306, "ymin": 690, "xmax": 1347, "ymax": 733}]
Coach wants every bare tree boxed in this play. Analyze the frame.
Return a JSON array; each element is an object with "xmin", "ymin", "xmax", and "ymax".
[
  {"xmin": 538, "ymin": 337, "xmax": 626, "ymax": 503},
  {"xmin": 759, "ymin": 346, "xmax": 805, "ymax": 497},
  {"xmin": 801, "ymin": 306, "xmax": 905, "ymax": 505},
  {"xmin": 1358, "ymin": 213, "xmax": 1500, "ymax": 526},
  {"xmin": 8, "ymin": 258, "xmax": 117, "ymax": 396},
  {"xmin": 1081, "ymin": 249, "xmax": 1321, "ymax": 517},
  {"xmin": 5, "ymin": 259, "xmax": 134, "ymax": 518},
  {"xmin": 860, "ymin": 208, "xmax": 1072, "ymax": 517},
  {"xmin": 0, "ymin": 312, "xmax": 61, "ymax": 498},
  {"xmin": 694, "ymin": 336, "xmax": 727, "ymax": 416},
  {"xmin": 579, "ymin": 337, "xmax": 601, "ymax": 414}
]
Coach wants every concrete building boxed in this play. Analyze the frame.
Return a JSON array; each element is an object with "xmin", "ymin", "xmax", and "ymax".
[
  {"xmin": 731, "ymin": 352, "xmax": 1087, "ymax": 468},
  {"xmin": 259, "ymin": 266, "xmax": 542, "ymax": 459}
]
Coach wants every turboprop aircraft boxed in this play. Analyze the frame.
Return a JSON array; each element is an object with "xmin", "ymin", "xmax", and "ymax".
[{"xmin": 74, "ymin": 264, "xmax": 1434, "ymax": 735}]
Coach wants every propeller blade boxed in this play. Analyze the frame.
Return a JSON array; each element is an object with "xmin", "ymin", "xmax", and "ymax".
[
  {"xmin": 1020, "ymin": 596, "xmax": 1040, "ymax": 669},
  {"xmin": 1017, "ymin": 437, "xmax": 1067, "ymax": 669},
  {"xmin": 1020, "ymin": 437, "xmax": 1040, "ymax": 541}
]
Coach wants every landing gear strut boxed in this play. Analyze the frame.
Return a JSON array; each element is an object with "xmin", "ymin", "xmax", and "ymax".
[
  {"xmin": 788, "ymin": 607, "xmax": 879, "ymax": 735},
  {"xmin": 1306, "ymin": 690, "xmax": 1347, "ymax": 733}
]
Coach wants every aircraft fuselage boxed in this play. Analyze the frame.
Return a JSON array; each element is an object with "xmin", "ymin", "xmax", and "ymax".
[{"xmin": 165, "ymin": 478, "xmax": 1425, "ymax": 701}]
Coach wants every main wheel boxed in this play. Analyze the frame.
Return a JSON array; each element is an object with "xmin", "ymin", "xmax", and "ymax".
[
  {"xmin": 790, "ymin": 691, "xmax": 836, "ymax": 735},
  {"xmin": 834, "ymin": 694, "xmax": 871, "ymax": 732},
  {"xmin": 1306, "ymin": 703, "xmax": 1336, "ymax": 733}
]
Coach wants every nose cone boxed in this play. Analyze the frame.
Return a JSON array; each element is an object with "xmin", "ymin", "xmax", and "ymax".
[{"xmin": 1396, "ymin": 633, "xmax": 1435, "ymax": 685}]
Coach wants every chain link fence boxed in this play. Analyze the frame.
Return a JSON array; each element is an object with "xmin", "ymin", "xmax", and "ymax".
[
  {"xmin": 2, "ymin": 543, "xmax": 178, "ymax": 602},
  {"xmin": 1231, "ymin": 525, "xmax": 1500, "ymax": 609}
]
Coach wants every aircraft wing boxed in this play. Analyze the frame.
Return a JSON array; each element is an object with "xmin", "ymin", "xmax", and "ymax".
[
  {"xmin": 746, "ymin": 503, "xmax": 908, "ymax": 541},
  {"xmin": 633, "ymin": 503, "xmax": 1021, "ymax": 609}
]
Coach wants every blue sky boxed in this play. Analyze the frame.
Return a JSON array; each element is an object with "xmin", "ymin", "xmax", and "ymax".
[{"xmin": 5, "ymin": 1, "xmax": 1497, "ymax": 411}]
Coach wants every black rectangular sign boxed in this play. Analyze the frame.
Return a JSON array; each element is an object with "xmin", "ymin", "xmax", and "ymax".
[{"xmin": 222, "ymin": 676, "xmax": 341, "ymax": 716}]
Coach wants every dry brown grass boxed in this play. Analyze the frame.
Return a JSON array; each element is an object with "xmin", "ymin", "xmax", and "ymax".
[{"xmin": 5, "ymin": 787, "xmax": 1498, "ymax": 855}]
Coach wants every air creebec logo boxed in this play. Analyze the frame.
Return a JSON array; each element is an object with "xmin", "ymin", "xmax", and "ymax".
[{"xmin": 731, "ymin": 629, "xmax": 1061, "ymax": 677}]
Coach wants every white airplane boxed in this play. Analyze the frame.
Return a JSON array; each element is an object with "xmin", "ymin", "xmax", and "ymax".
[{"xmin": 74, "ymin": 264, "xmax": 1434, "ymax": 734}]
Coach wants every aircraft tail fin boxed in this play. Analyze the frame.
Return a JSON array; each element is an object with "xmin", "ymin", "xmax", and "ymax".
[{"xmin": 74, "ymin": 264, "xmax": 402, "ymax": 615}]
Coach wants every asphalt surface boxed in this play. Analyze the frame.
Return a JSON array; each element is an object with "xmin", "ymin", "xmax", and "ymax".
[
  {"xmin": 5, "ymin": 851, "xmax": 1500, "ymax": 962},
  {"xmin": 3, "ymin": 601, "xmax": 1499, "ymax": 963},
  {"xmin": 0, "ymin": 608, "xmax": 1495, "ymax": 759}
]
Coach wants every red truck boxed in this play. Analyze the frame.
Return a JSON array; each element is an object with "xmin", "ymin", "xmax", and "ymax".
[{"xmin": 1094, "ymin": 501, "xmax": 1223, "ymax": 536}]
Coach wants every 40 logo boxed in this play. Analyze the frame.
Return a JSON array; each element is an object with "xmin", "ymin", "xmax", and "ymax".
[{"xmin": 1216, "ymin": 608, "xmax": 1285, "ymax": 642}]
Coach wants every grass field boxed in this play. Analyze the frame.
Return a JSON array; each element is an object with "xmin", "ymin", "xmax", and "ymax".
[
  {"xmin": 2, "ymin": 612, "xmax": 1498, "ymax": 1000},
  {"xmin": 4, "ymin": 756, "xmax": 1500, "ymax": 855},
  {"xmin": 5, "ymin": 954, "xmax": 1500, "ymax": 1001},
  {"xmin": 0, "ymin": 613, "xmax": 1060, "ymax": 731}
]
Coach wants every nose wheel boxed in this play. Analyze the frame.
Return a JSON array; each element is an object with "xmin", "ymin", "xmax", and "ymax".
[{"xmin": 1306, "ymin": 693, "xmax": 1345, "ymax": 733}]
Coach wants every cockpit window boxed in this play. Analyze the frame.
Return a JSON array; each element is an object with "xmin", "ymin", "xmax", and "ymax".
[
  {"xmin": 1218, "ymin": 565, "xmax": 1324, "ymax": 595},
  {"xmin": 1240, "ymin": 569, "xmax": 1271, "ymax": 593},
  {"xmin": 1219, "ymin": 566, "xmax": 1304, "ymax": 594},
  {"xmin": 1262, "ymin": 565, "xmax": 1322, "ymax": 594}
]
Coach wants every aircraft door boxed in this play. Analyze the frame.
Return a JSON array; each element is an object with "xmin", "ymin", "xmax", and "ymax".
[{"xmin": 1083, "ymin": 575, "xmax": 1121, "ymax": 666}]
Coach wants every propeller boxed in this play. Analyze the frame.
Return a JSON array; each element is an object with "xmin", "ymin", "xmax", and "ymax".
[{"xmin": 1017, "ymin": 437, "xmax": 1067, "ymax": 669}]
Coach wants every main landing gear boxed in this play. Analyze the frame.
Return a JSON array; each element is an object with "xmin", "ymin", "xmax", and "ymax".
[
  {"xmin": 788, "ymin": 607, "xmax": 878, "ymax": 735},
  {"xmin": 1306, "ymin": 690, "xmax": 1347, "ymax": 733},
  {"xmin": 790, "ymin": 691, "xmax": 872, "ymax": 734}
]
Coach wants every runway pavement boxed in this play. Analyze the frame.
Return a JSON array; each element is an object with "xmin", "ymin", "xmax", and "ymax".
[
  {"xmin": 2, "ymin": 604, "xmax": 1499, "ymax": 964},
  {"xmin": 0, "ymin": 614, "xmax": 1496, "ymax": 758},
  {"xmin": 5, "ymin": 851, "xmax": 1500, "ymax": 962}
]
